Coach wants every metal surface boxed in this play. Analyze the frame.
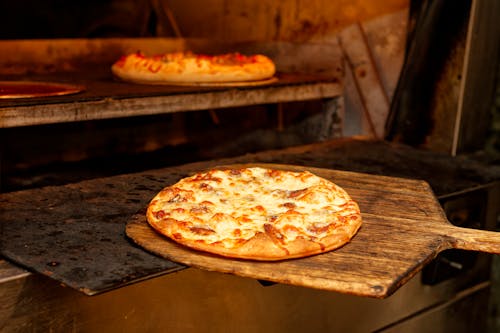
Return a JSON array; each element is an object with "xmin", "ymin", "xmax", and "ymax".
[
  {"xmin": 0, "ymin": 80, "xmax": 85, "ymax": 99},
  {"xmin": 0, "ymin": 172, "xmax": 189, "ymax": 295},
  {"xmin": 0, "ymin": 266, "xmax": 492, "ymax": 333}
]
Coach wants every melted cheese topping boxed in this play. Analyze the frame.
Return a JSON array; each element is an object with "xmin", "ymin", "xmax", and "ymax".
[{"xmin": 149, "ymin": 167, "xmax": 360, "ymax": 247}]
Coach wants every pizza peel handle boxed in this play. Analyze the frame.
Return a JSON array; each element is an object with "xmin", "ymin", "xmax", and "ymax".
[{"xmin": 434, "ymin": 223, "xmax": 500, "ymax": 254}]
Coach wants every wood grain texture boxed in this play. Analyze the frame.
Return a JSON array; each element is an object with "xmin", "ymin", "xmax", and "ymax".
[
  {"xmin": 454, "ymin": 0, "xmax": 500, "ymax": 154},
  {"xmin": 164, "ymin": 0, "xmax": 408, "ymax": 42},
  {"xmin": 339, "ymin": 24, "xmax": 390, "ymax": 138},
  {"xmin": 126, "ymin": 163, "xmax": 500, "ymax": 298},
  {"xmin": 0, "ymin": 259, "xmax": 29, "ymax": 283},
  {"xmin": 0, "ymin": 73, "xmax": 340, "ymax": 128}
]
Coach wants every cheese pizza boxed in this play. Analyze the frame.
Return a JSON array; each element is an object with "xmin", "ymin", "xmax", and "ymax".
[
  {"xmin": 111, "ymin": 51, "xmax": 276, "ymax": 84},
  {"xmin": 146, "ymin": 167, "xmax": 362, "ymax": 261}
]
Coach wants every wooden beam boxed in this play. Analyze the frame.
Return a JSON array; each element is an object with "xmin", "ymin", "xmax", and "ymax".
[{"xmin": 453, "ymin": 0, "xmax": 500, "ymax": 155}]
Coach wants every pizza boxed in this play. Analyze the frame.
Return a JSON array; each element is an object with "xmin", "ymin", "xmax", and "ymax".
[
  {"xmin": 146, "ymin": 166, "xmax": 362, "ymax": 261},
  {"xmin": 111, "ymin": 51, "xmax": 276, "ymax": 84}
]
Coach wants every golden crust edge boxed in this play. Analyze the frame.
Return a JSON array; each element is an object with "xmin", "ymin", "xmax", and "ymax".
[{"xmin": 146, "ymin": 207, "xmax": 362, "ymax": 261}]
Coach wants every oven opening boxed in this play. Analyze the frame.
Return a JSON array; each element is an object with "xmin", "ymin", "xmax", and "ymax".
[{"xmin": 0, "ymin": 1, "xmax": 499, "ymax": 332}]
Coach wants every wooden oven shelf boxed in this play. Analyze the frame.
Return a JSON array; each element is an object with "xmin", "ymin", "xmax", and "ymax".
[
  {"xmin": 0, "ymin": 38, "xmax": 344, "ymax": 128},
  {"xmin": 0, "ymin": 72, "xmax": 341, "ymax": 128}
]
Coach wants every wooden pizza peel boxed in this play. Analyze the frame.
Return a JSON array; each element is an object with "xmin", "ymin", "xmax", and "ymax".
[{"xmin": 126, "ymin": 163, "xmax": 500, "ymax": 299}]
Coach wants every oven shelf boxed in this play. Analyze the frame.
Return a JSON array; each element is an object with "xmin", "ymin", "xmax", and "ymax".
[
  {"xmin": 0, "ymin": 38, "xmax": 343, "ymax": 128},
  {"xmin": 0, "ymin": 72, "xmax": 341, "ymax": 128}
]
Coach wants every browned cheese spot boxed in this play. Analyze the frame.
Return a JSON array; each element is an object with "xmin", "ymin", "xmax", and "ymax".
[
  {"xmin": 264, "ymin": 223, "xmax": 286, "ymax": 246},
  {"xmin": 288, "ymin": 188, "xmax": 308, "ymax": 198},
  {"xmin": 281, "ymin": 202, "xmax": 297, "ymax": 209},
  {"xmin": 154, "ymin": 210, "xmax": 166, "ymax": 219},
  {"xmin": 190, "ymin": 227, "xmax": 216, "ymax": 236}
]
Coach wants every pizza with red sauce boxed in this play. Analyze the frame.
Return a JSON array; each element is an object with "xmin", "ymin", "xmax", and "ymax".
[
  {"xmin": 146, "ymin": 167, "xmax": 362, "ymax": 261},
  {"xmin": 111, "ymin": 51, "xmax": 276, "ymax": 84}
]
